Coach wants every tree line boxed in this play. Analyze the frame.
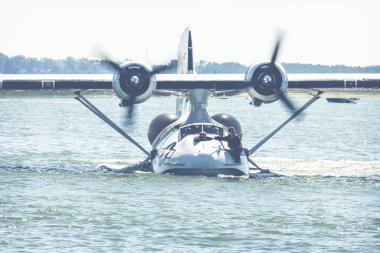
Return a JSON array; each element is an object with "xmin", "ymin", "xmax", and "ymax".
[
  {"xmin": 1, "ymin": 52, "xmax": 379, "ymax": 74},
  {"xmin": 0, "ymin": 53, "xmax": 113, "ymax": 74}
]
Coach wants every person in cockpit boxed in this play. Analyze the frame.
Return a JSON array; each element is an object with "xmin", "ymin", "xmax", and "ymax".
[
  {"xmin": 212, "ymin": 127, "xmax": 220, "ymax": 135},
  {"xmin": 181, "ymin": 127, "xmax": 192, "ymax": 138},
  {"xmin": 185, "ymin": 127, "xmax": 192, "ymax": 134},
  {"xmin": 194, "ymin": 131, "xmax": 212, "ymax": 142},
  {"xmin": 214, "ymin": 127, "xmax": 242, "ymax": 163}
]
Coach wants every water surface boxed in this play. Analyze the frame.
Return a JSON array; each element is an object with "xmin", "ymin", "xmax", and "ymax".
[{"xmin": 0, "ymin": 92, "xmax": 379, "ymax": 252}]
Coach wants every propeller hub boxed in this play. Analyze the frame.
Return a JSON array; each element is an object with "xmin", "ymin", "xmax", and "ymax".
[
  {"xmin": 130, "ymin": 75, "xmax": 141, "ymax": 87},
  {"xmin": 257, "ymin": 72, "xmax": 276, "ymax": 92},
  {"xmin": 261, "ymin": 74, "xmax": 274, "ymax": 87}
]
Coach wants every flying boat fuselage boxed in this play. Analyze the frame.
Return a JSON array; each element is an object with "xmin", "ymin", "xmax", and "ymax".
[{"xmin": 151, "ymin": 89, "xmax": 249, "ymax": 176}]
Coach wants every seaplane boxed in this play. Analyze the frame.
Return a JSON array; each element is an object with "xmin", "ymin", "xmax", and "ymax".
[
  {"xmin": 3, "ymin": 27, "xmax": 379, "ymax": 177},
  {"xmin": 72, "ymin": 27, "xmax": 323, "ymax": 177}
]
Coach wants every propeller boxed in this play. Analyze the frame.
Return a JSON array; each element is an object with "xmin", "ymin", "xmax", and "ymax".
[
  {"xmin": 95, "ymin": 50, "xmax": 176, "ymax": 118},
  {"xmin": 269, "ymin": 35, "xmax": 297, "ymax": 115},
  {"xmin": 151, "ymin": 61, "xmax": 177, "ymax": 75},
  {"xmin": 125, "ymin": 60, "xmax": 176, "ymax": 118},
  {"xmin": 127, "ymin": 96, "xmax": 136, "ymax": 118}
]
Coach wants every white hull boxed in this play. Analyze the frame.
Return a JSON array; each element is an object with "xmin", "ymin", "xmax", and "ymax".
[{"xmin": 152, "ymin": 134, "xmax": 249, "ymax": 176}]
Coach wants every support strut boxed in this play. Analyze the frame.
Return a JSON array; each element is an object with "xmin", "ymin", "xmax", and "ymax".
[
  {"xmin": 74, "ymin": 91, "xmax": 151, "ymax": 157},
  {"xmin": 249, "ymin": 90, "xmax": 323, "ymax": 156}
]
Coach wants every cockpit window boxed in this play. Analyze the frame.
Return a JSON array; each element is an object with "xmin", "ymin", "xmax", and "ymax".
[
  {"xmin": 180, "ymin": 125, "xmax": 223, "ymax": 139},
  {"xmin": 191, "ymin": 125, "xmax": 202, "ymax": 134},
  {"xmin": 203, "ymin": 125, "xmax": 221, "ymax": 135},
  {"xmin": 181, "ymin": 127, "xmax": 192, "ymax": 138}
]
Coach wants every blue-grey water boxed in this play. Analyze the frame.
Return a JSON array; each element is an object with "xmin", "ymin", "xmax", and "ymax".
[{"xmin": 0, "ymin": 91, "xmax": 379, "ymax": 252}]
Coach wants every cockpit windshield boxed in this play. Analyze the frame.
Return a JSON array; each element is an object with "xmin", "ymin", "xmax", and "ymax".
[
  {"xmin": 180, "ymin": 124, "xmax": 223, "ymax": 139},
  {"xmin": 203, "ymin": 125, "xmax": 221, "ymax": 135}
]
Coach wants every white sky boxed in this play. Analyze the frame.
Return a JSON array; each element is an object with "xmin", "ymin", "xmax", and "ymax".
[{"xmin": 0, "ymin": 0, "xmax": 379, "ymax": 66}]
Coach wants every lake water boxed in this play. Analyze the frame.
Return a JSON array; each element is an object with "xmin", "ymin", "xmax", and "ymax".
[{"xmin": 0, "ymin": 91, "xmax": 379, "ymax": 252}]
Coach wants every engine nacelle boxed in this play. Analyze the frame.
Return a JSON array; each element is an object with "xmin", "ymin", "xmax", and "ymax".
[
  {"xmin": 148, "ymin": 113, "xmax": 179, "ymax": 145},
  {"xmin": 245, "ymin": 62, "xmax": 288, "ymax": 103},
  {"xmin": 211, "ymin": 113, "xmax": 243, "ymax": 139},
  {"xmin": 112, "ymin": 62, "xmax": 156, "ymax": 104}
]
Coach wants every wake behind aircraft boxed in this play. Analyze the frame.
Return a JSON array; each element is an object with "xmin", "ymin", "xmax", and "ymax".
[{"xmin": 2, "ymin": 27, "xmax": 380, "ymax": 177}]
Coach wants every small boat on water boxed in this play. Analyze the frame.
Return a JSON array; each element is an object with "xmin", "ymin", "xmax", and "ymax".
[{"xmin": 326, "ymin": 98, "xmax": 359, "ymax": 104}]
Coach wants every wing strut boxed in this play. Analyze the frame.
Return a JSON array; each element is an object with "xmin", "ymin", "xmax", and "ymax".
[
  {"xmin": 246, "ymin": 156, "xmax": 270, "ymax": 173},
  {"xmin": 249, "ymin": 90, "xmax": 324, "ymax": 156},
  {"xmin": 74, "ymin": 91, "xmax": 151, "ymax": 157}
]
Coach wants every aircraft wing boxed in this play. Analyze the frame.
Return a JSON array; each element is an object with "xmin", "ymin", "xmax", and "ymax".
[
  {"xmin": 0, "ymin": 74, "xmax": 113, "ymax": 90},
  {"xmin": 1, "ymin": 73, "xmax": 380, "ymax": 90},
  {"xmin": 156, "ymin": 73, "xmax": 380, "ymax": 90}
]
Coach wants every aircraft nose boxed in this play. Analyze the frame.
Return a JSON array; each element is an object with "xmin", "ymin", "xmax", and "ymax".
[{"xmin": 192, "ymin": 153, "xmax": 217, "ymax": 168}]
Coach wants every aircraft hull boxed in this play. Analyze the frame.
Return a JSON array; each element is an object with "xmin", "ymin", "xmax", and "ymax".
[
  {"xmin": 152, "ymin": 134, "xmax": 249, "ymax": 177},
  {"xmin": 157, "ymin": 167, "xmax": 248, "ymax": 177}
]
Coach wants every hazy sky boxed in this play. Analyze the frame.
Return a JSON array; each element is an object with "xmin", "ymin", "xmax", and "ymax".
[{"xmin": 0, "ymin": 0, "xmax": 379, "ymax": 66}]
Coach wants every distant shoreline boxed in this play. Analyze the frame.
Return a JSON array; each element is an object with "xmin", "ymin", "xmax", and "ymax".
[{"xmin": 1, "ymin": 53, "xmax": 380, "ymax": 74}]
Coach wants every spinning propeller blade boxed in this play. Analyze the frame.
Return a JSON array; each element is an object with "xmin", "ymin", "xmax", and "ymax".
[
  {"xmin": 93, "ymin": 50, "xmax": 125, "ymax": 74},
  {"xmin": 249, "ymin": 90, "xmax": 323, "ymax": 155},
  {"xmin": 127, "ymin": 96, "xmax": 136, "ymax": 119},
  {"xmin": 270, "ymin": 36, "xmax": 282, "ymax": 65},
  {"xmin": 125, "ymin": 62, "xmax": 175, "ymax": 118},
  {"xmin": 95, "ymin": 49, "xmax": 176, "ymax": 119},
  {"xmin": 125, "ymin": 61, "xmax": 175, "ymax": 118},
  {"xmin": 269, "ymin": 35, "xmax": 298, "ymax": 115},
  {"xmin": 274, "ymin": 88, "xmax": 297, "ymax": 114},
  {"xmin": 151, "ymin": 61, "xmax": 177, "ymax": 75}
]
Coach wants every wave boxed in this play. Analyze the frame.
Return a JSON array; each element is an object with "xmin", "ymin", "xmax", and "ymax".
[
  {"xmin": 0, "ymin": 165, "xmax": 101, "ymax": 174},
  {"xmin": 252, "ymin": 157, "xmax": 380, "ymax": 177},
  {"xmin": 1, "ymin": 158, "xmax": 379, "ymax": 179}
]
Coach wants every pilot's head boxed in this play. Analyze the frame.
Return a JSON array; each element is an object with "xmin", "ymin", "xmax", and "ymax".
[{"xmin": 212, "ymin": 127, "xmax": 219, "ymax": 135}]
